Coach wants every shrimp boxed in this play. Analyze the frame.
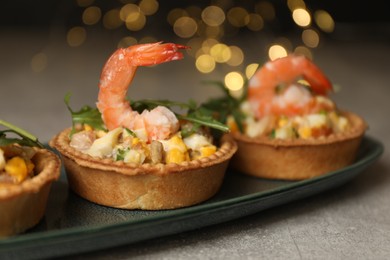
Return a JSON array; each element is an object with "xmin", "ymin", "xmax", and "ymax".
[
  {"xmin": 247, "ymin": 54, "xmax": 334, "ymax": 118},
  {"xmin": 96, "ymin": 42, "xmax": 188, "ymax": 142}
]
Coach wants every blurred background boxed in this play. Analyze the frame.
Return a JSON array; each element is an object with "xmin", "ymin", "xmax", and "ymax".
[{"xmin": 0, "ymin": 0, "xmax": 389, "ymax": 141}]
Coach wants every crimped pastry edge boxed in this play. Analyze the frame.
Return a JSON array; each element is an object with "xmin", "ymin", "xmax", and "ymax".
[
  {"xmin": 0, "ymin": 148, "xmax": 61, "ymax": 199},
  {"xmin": 50, "ymin": 128, "xmax": 237, "ymax": 176}
]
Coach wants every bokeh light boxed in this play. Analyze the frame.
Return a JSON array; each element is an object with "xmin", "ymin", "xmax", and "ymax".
[
  {"xmin": 210, "ymin": 43, "xmax": 231, "ymax": 63},
  {"xmin": 302, "ymin": 29, "xmax": 319, "ymax": 48},
  {"xmin": 292, "ymin": 8, "xmax": 311, "ymax": 27},
  {"xmin": 103, "ymin": 9, "xmax": 123, "ymax": 29},
  {"xmin": 82, "ymin": 6, "xmax": 101, "ymax": 25},
  {"xmin": 62, "ymin": 1, "xmax": 336, "ymax": 78},
  {"xmin": 225, "ymin": 72, "xmax": 244, "ymax": 91},
  {"xmin": 125, "ymin": 10, "xmax": 146, "ymax": 31},
  {"xmin": 117, "ymin": 36, "xmax": 138, "ymax": 48},
  {"xmin": 139, "ymin": 0, "xmax": 159, "ymax": 16},
  {"xmin": 314, "ymin": 10, "xmax": 335, "ymax": 33},
  {"xmin": 268, "ymin": 44, "xmax": 288, "ymax": 60},
  {"xmin": 31, "ymin": 52, "xmax": 48, "ymax": 72},
  {"xmin": 245, "ymin": 63, "xmax": 259, "ymax": 79},
  {"xmin": 227, "ymin": 7, "xmax": 249, "ymax": 27},
  {"xmin": 195, "ymin": 54, "xmax": 216, "ymax": 73},
  {"xmin": 67, "ymin": 26, "xmax": 86, "ymax": 47},
  {"xmin": 294, "ymin": 46, "xmax": 312, "ymax": 59},
  {"xmin": 246, "ymin": 13, "xmax": 264, "ymax": 31},
  {"xmin": 227, "ymin": 46, "xmax": 244, "ymax": 66},
  {"xmin": 167, "ymin": 8, "xmax": 188, "ymax": 26},
  {"xmin": 202, "ymin": 6, "xmax": 225, "ymax": 26},
  {"xmin": 174, "ymin": 16, "xmax": 198, "ymax": 38}
]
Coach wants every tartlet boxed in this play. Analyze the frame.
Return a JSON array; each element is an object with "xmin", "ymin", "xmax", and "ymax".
[
  {"xmin": 230, "ymin": 111, "xmax": 366, "ymax": 180},
  {"xmin": 50, "ymin": 129, "xmax": 236, "ymax": 210},
  {"xmin": 203, "ymin": 54, "xmax": 367, "ymax": 180},
  {"xmin": 0, "ymin": 122, "xmax": 61, "ymax": 237},
  {"xmin": 50, "ymin": 42, "xmax": 237, "ymax": 210}
]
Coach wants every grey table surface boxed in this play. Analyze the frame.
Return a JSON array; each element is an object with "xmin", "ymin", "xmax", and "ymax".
[{"xmin": 0, "ymin": 23, "xmax": 389, "ymax": 259}]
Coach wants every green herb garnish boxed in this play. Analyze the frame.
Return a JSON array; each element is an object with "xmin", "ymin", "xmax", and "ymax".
[
  {"xmin": 64, "ymin": 93, "xmax": 106, "ymax": 136},
  {"xmin": 199, "ymin": 80, "xmax": 248, "ymax": 133},
  {"xmin": 115, "ymin": 148, "xmax": 129, "ymax": 161},
  {"xmin": 0, "ymin": 119, "xmax": 44, "ymax": 148},
  {"xmin": 124, "ymin": 127, "xmax": 137, "ymax": 137}
]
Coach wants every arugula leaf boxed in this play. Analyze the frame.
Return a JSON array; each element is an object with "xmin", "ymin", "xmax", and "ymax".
[
  {"xmin": 200, "ymin": 80, "xmax": 248, "ymax": 133},
  {"xmin": 0, "ymin": 120, "xmax": 44, "ymax": 148},
  {"xmin": 64, "ymin": 93, "xmax": 106, "ymax": 135}
]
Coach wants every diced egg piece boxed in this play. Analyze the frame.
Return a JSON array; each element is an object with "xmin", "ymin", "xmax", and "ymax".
[
  {"xmin": 133, "ymin": 128, "xmax": 148, "ymax": 142},
  {"xmin": 306, "ymin": 114, "xmax": 328, "ymax": 128},
  {"xmin": 86, "ymin": 127, "xmax": 123, "ymax": 158},
  {"xmin": 337, "ymin": 117, "xmax": 349, "ymax": 131},
  {"xmin": 124, "ymin": 149, "xmax": 146, "ymax": 165},
  {"xmin": 245, "ymin": 116, "xmax": 270, "ymax": 138},
  {"xmin": 183, "ymin": 134, "xmax": 212, "ymax": 151},
  {"xmin": 183, "ymin": 133, "xmax": 216, "ymax": 159},
  {"xmin": 274, "ymin": 127, "xmax": 296, "ymax": 139}
]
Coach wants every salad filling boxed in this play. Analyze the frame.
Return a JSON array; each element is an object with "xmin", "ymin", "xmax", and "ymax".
[
  {"xmin": 0, "ymin": 120, "xmax": 43, "ymax": 185},
  {"xmin": 69, "ymin": 121, "xmax": 218, "ymax": 165}
]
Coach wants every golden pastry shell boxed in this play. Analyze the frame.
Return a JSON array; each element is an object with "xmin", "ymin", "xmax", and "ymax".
[
  {"xmin": 229, "ymin": 111, "xmax": 367, "ymax": 180},
  {"xmin": 0, "ymin": 148, "xmax": 61, "ymax": 237},
  {"xmin": 50, "ymin": 128, "xmax": 237, "ymax": 210}
]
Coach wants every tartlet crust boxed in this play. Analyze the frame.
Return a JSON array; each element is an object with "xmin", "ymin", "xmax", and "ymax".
[
  {"xmin": 230, "ymin": 111, "xmax": 367, "ymax": 180},
  {"xmin": 50, "ymin": 128, "xmax": 237, "ymax": 210},
  {"xmin": 0, "ymin": 148, "xmax": 61, "ymax": 237}
]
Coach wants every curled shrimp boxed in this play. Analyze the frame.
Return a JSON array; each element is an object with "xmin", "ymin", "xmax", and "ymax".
[
  {"xmin": 247, "ymin": 54, "xmax": 334, "ymax": 118},
  {"xmin": 96, "ymin": 42, "xmax": 188, "ymax": 142}
]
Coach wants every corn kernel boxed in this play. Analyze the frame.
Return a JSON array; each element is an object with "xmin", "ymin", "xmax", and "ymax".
[
  {"xmin": 84, "ymin": 124, "xmax": 93, "ymax": 131},
  {"xmin": 298, "ymin": 127, "xmax": 312, "ymax": 139},
  {"xmin": 96, "ymin": 130, "xmax": 107, "ymax": 138},
  {"xmin": 166, "ymin": 148, "xmax": 189, "ymax": 164},
  {"xmin": 131, "ymin": 137, "xmax": 140, "ymax": 146},
  {"xmin": 5, "ymin": 156, "xmax": 28, "ymax": 183},
  {"xmin": 200, "ymin": 145, "xmax": 217, "ymax": 158},
  {"xmin": 227, "ymin": 116, "xmax": 238, "ymax": 132},
  {"xmin": 278, "ymin": 117, "xmax": 288, "ymax": 128}
]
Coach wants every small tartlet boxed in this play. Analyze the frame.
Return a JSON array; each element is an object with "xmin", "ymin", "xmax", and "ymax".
[
  {"xmin": 0, "ymin": 147, "xmax": 61, "ymax": 237},
  {"xmin": 230, "ymin": 111, "xmax": 366, "ymax": 180},
  {"xmin": 50, "ymin": 128, "xmax": 237, "ymax": 210}
]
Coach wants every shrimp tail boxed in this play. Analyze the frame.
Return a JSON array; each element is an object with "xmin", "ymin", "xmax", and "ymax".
[
  {"xmin": 128, "ymin": 42, "xmax": 189, "ymax": 66},
  {"xmin": 96, "ymin": 42, "xmax": 188, "ymax": 140},
  {"xmin": 300, "ymin": 55, "xmax": 333, "ymax": 95}
]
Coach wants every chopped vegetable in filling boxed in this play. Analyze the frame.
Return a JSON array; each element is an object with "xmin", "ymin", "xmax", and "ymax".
[
  {"xmin": 0, "ymin": 145, "xmax": 36, "ymax": 184},
  {"xmin": 70, "ymin": 123, "xmax": 217, "ymax": 165},
  {"xmin": 228, "ymin": 101, "xmax": 350, "ymax": 140}
]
